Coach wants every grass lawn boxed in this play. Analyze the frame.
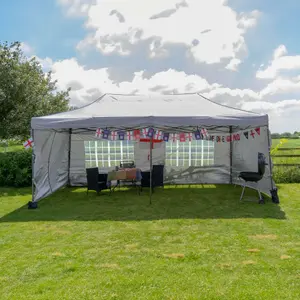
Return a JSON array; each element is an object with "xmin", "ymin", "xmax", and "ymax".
[
  {"xmin": 0, "ymin": 144, "xmax": 23, "ymax": 153},
  {"xmin": 272, "ymin": 138, "xmax": 300, "ymax": 148},
  {"xmin": 0, "ymin": 185, "xmax": 299, "ymax": 299}
]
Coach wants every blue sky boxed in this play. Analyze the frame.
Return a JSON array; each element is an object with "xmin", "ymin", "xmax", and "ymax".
[
  {"xmin": 0, "ymin": 0, "xmax": 85, "ymax": 59},
  {"xmin": 1, "ymin": 0, "xmax": 300, "ymax": 132}
]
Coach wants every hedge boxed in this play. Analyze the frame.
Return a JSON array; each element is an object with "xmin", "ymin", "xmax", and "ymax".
[{"xmin": 0, "ymin": 150, "xmax": 32, "ymax": 187}]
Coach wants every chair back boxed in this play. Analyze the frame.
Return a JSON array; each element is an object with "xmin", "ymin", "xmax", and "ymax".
[
  {"xmin": 86, "ymin": 167, "xmax": 99, "ymax": 190},
  {"xmin": 98, "ymin": 173, "xmax": 108, "ymax": 182},
  {"xmin": 258, "ymin": 153, "xmax": 267, "ymax": 176},
  {"xmin": 152, "ymin": 165, "xmax": 164, "ymax": 187}
]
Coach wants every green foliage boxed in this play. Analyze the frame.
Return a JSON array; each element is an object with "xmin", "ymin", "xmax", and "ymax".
[
  {"xmin": 273, "ymin": 167, "xmax": 300, "ymax": 183},
  {"xmin": 0, "ymin": 150, "xmax": 32, "ymax": 187},
  {"xmin": 0, "ymin": 41, "xmax": 70, "ymax": 139}
]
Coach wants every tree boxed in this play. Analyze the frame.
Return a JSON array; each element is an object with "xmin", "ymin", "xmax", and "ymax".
[
  {"xmin": 282, "ymin": 132, "xmax": 292, "ymax": 137},
  {"xmin": 271, "ymin": 133, "xmax": 281, "ymax": 139},
  {"xmin": 0, "ymin": 41, "xmax": 70, "ymax": 139}
]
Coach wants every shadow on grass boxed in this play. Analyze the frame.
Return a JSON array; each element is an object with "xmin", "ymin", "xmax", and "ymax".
[{"xmin": 0, "ymin": 184, "xmax": 286, "ymax": 222}]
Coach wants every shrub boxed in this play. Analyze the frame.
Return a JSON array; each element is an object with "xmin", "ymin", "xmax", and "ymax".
[
  {"xmin": 0, "ymin": 150, "xmax": 32, "ymax": 187},
  {"xmin": 273, "ymin": 167, "xmax": 300, "ymax": 183}
]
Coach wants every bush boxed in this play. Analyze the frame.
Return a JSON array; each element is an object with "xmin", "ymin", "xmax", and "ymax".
[
  {"xmin": 0, "ymin": 150, "xmax": 32, "ymax": 187},
  {"xmin": 273, "ymin": 167, "xmax": 300, "ymax": 183}
]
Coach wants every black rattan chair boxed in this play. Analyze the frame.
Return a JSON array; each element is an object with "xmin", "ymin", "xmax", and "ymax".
[
  {"xmin": 141, "ymin": 165, "xmax": 164, "ymax": 191},
  {"xmin": 86, "ymin": 168, "xmax": 109, "ymax": 195}
]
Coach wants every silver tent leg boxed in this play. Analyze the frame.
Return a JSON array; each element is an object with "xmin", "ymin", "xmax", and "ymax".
[
  {"xmin": 240, "ymin": 183, "xmax": 246, "ymax": 201},
  {"xmin": 149, "ymin": 136, "xmax": 153, "ymax": 205},
  {"xmin": 31, "ymin": 129, "xmax": 35, "ymax": 202}
]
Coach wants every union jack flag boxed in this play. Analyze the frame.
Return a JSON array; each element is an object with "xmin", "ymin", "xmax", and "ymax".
[
  {"xmin": 118, "ymin": 131, "xmax": 125, "ymax": 140},
  {"xmin": 147, "ymin": 127, "xmax": 155, "ymax": 138},
  {"xmin": 194, "ymin": 130, "xmax": 202, "ymax": 140},
  {"xmin": 163, "ymin": 132, "xmax": 169, "ymax": 142},
  {"xmin": 102, "ymin": 129, "xmax": 110, "ymax": 140}
]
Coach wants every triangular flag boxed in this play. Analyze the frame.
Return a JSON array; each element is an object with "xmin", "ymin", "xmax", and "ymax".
[
  {"xmin": 179, "ymin": 133, "xmax": 186, "ymax": 142},
  {"xmin": 133, "ymin": 129, "xmax": 140, "ymax": 141},
  {"xmin": 118, "ymin": 131, "xmax": 125, "ymax": 140},
  {"xmin": 194, "ymin": 130, "xmax": 202, "ymax": 140},
  {"xmin": 163, "ymin": 132, "xmax": 169, "ymax": 142},
  {"xmin": 255, "ymin": 127, "xmax": 260, "ymax": 135},
  {"xmin": 243, "ymin": 132, "xmax": 249, "ymax": 139},
  {"xmin": 102, "ymin": 129, "xmax": 110, "ymax": 139},
  {"xmin": 23, "ymin": 138, "xmax": 34, "ymax": 149},
  {"xmin": 147, "ymin": 127, "xmax": 155, "ymax": 138}
]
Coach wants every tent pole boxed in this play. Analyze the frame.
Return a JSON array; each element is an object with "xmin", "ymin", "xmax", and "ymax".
[
  {"xmin": 67, "ymin": 128, "xmax": 72, "ymax": 186},
  {"xmin": 266, "ymin": 126, "xmax": 274, "ymax": 190},
  {"xmin": 31, "ymin": 128, "xmax": 35, "ymax": 202},
  {"xmin": 229, "ymin": 126, "xmax": 233, "ymax": 185},
  {"xmin": 149, "ymin": 136, "xmax": 153, "ymax": 205}
]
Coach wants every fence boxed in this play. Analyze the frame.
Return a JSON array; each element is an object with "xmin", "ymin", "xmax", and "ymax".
[{"xmin": 272, "ymin": 147, "xmax": 300, "ymax": 167}]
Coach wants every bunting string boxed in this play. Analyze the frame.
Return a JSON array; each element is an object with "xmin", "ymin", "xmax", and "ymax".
[{"xmin": 94, "ymin": 127, "xmax": 262, "ymax": 143}]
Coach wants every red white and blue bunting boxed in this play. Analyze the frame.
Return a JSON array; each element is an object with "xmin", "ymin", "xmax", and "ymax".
[{"xmin": 94, "ymin": 127, "xmax": 261, "ymax": 143}]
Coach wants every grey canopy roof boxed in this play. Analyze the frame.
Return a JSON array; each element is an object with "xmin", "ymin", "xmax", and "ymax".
[{"xmin": 31, "ymin": 93, "xmax": 268, "ymax": 129}]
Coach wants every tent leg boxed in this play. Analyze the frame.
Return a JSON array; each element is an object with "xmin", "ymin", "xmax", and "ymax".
[
  {"xmin": 229, "ymin": 126, "xmax": 233, "ymax": 185},
  {"xmin": 67, "ymin": 128, "xmax": 72, "ymax": 186},
  {"xmin": 240, "ymin": 183, "xmax": 246, "ymax": 201},
  {"xmin": 28, "ymin": 128, "xmax": 38, "ymax": 209},
  {"xmin": 149, "ymin": 136, "xmax": 153, "ymax": 205},
  {"xmin": 266, "ymin": 127, "xmax": 280, "ymax": 203}
]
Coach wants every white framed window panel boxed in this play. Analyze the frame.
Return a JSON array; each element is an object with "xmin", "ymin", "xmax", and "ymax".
[
  {"xmin": 165, "ymin": 140, "xmax": 215, "ymax": 167},
  {"xmin": 85, "ymin": 140, "xmax": 135, "ymax": 168}
]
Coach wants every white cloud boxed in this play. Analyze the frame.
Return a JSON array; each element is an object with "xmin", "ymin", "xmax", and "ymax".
[
  {"xmin": 57, "ymin": 0, "xmax": 95, "ymax": 16},
  {"xmin": 225, "ymin": 58, "xmax": 242, "ymax": 71},
  {"xmin": 20, "ymin": 42, "xmax": 34, "ymax": 55},
  {"xmin": 44, "ymin": 56, "xmax": 299, "ymax": 132},
  {"xmin": 51, "ymin": 58, "xmax": 222, "ymax": 105},
  {"xmin": 260, "ymin": 77, "xmax": 300, "ymax": 97},
  {"xmin": 256, "ymin": 45, "xmax": 300, "ymax": 79},
  {"xmin": 62, "ymin": 0, "xmax": 259, "ymax": 66},
  {"xmin": 273, "ymin": 44, "xmax": 287, "ymax": 59},
  {"xmin": 242, "ymin": 99, "xmax": 300, "ymax": 131},
  {"xmin": 35, "ymin": 57, "xmax": 54, "ymax": 72}
]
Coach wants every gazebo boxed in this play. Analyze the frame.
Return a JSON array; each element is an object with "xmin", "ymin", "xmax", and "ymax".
[{"xmin": 30, "ymin": 93, "xmax": 279, "ymax": 204}]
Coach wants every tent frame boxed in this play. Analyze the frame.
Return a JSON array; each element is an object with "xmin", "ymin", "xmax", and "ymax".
[
  {"xmin": 29, "ymin": 93, "xmax": 280, "ymax": 205},
  {"xmin": 30, "ymin": 123, "xmax": 276, "ymax": 204}
]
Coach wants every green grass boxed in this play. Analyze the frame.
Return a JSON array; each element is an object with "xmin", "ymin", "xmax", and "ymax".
[
  {"xmin": 272, "ymin": 138, "xmax": 300, "ymax": 148},
  {"xmin": 0, "ymin": 144, "xmax": 23, "ymax": 152},
  {"xmin": 0, "ymin": 185, "xmax": 299, "ymax": 299}
]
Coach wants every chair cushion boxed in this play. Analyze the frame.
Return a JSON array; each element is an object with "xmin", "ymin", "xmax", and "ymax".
[{"xmin": 239, "ymin": 172, "xmax": 262, "ymax": 182}]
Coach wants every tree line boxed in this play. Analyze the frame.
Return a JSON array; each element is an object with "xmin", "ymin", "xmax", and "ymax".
[
  {"xmin": 271, "ymin": 132, "xmax": 300, "ymax": 139},
  {"xmin": 0, "ymin": 41, "xmax": 70, "ymax": 140}
]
